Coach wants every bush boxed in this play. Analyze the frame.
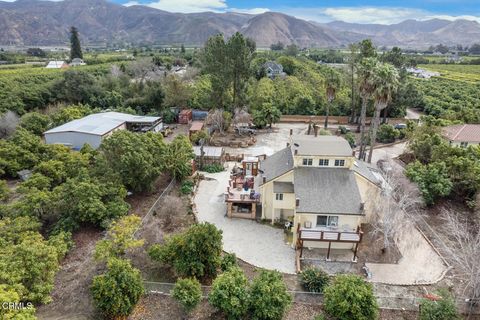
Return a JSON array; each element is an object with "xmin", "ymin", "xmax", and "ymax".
[
  {"xmin": 180, "ymin": 179, "xmax": 194, "ymax": 195},
  {"xmin": 344, "ymin": 132, "xmax": 356, "ymax": 148},
  {"xmin": 91, "ymin": 258, "xmax": 144, "ymax": 319},
  {"xmin": 209, "ymin": 267, "xmax": 249, "ymax": 319},
  {"xmin": 317, "ymin": 128, "xmax": 331, "ymax": 136},
  {"xmin": 377, "ymin": 124, "xmax": 399, "ymax": 143},
  {"xmin": 172, "ymin": 278, "xmax": 202, "ymax": 314},
  {"xmin": 248, "ymin": 270, "xmax": 292, "ymax": 320},
  {"xmin": 323, "ymin": 274, "xmax": 378, "ymax": 320},
  {"xmin": 299, "ymin": 267, "xmax": 330, "ymax": 293},
  {"xmin": 149, "ymin": 222, "xmax": 223, "ymax": 279},
  {"xmin": 405, "ymin": 161, "xmax": 453, "ymax": 206},
  {"xmin": 162, "ymin": 109, "xmax": 176, "ymax": 124},
  {"xmin": 202, "ymin": 163, "xmax": 224, "ymax": 173},
  {"xmin": 419, "ymin": 289, "xmax": 459, "ymax": 320},
  {"xmin": 220, "ymin": 252, "xmax": 238, "ymax": 272}
]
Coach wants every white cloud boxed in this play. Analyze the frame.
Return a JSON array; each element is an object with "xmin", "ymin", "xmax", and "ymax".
[
  {"xmin": 123, "ymin": 1, "xmax": 140, "ymax": 6},
  {"xmin": 279, "ymin": 6, "xmax": 480, "ymax": 24},
  {"xmin": 228, "ymin": 7, "xmax": 269, "ymax": 15},
  {"xmin": 129, "ymin": 0, "xmax": 227, "ymax": 13}
]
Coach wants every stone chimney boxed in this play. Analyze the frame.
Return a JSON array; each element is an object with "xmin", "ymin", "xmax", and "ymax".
[{"xmin": 296, "ymin": 198, "xmax": 300, "ymax": 207}]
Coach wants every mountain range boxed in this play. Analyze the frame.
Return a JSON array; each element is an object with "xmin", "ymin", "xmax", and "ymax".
[{"xmin": 1, "ymin": 0, "xmax": 479, "ymax": 48}]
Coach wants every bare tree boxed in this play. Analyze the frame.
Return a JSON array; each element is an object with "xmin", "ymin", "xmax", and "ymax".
[
  {"xmin": 207, "ymin": 108, "xmax": 229, "ymax": 135},
  {"xmin": 368, "ymin": 159, "xmax": 419, "ymax": 252},
  {"xmin": 441, "ymin": 209, "xmax": 480, "ymax": 318},
  {"xmin": 128, "ymin": 58, "xmax": 156, "ymax": 83},
  {"xmin": 0, "ymin": 111, "xmax": 19, "ymax": 138},
  {"xmin": 233, "ymin": 107, "xmax": 251, "ymax": 126}
]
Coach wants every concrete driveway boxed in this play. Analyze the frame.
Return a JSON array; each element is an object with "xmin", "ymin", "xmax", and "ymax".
[{"xmin": 194, "ymin": 165, "xmax": 296, "ymax": 274}]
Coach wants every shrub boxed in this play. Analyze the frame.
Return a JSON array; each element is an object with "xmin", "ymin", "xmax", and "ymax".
[
  {"xmin": 180, "ymin": 179, "xmax": 194, "ymax": 195},
  {"xmin": 419, "ymin": 289, "xmax": 459, "ymax": 320},
  {"xmin": 91, "ymin": 258, "xmax": 144, "ymax": 319},
  {"xmin": 344, "ymin": 132, "xmax": 356, "ymax": 148},
  {"xmin": 172, "ymin": 278, "xmax": 203, "ymax": 314},
  {"xmin": 248, "ymin": 270, "xmax": 292, "ymax": 320},
  {"xmin": 338, "ymin": 126, "xmax": 349, "ymax": 134},
  {"xmin": 149, "ymin": 222, "xmax": 223, "ymax": 279},
  {"xmin": 220, "ymin": 252, "xmax": 238, "ymax": 272},
  {"xmin": 299, "ymin": 267, "xmax": 330, "ymax": 293},
  {"xmin": 209, "ymin": 267, "xmax": 249, "ymax": 319},
  {"xmin": 323, "ymin": 274, "xmax": 378, "ymax": 320},
  {"xmin": 162, "ymin": 109, "xmax": 176, "ymax": 124},
  {"xmin": 377, "ymin": 124, "xmax": 399, "ymax": 143},
  {"xmin": 317, "ymin": 128, "xmax": 331, "ymax": 136},
  {"xmin": 0, "ymin": 180, "xmax": 9, "ymax": 202},
  {"xmin": 202, "ymin": 163, "xmax": 224, "ymax": 173}
]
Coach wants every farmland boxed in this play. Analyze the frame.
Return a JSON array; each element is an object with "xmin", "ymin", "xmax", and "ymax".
[{"xmin": 418, "ymin": 64, "xmax": 480, "ymax": 83}]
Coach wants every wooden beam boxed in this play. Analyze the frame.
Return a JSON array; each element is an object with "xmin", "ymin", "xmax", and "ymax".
[
  {"xmin": 353, "ymin": 242, "xmax": 359, "ymax": 262},
  {"xmin": 326, "ymin": 241, "xmax": 332, "ymax": 261}
]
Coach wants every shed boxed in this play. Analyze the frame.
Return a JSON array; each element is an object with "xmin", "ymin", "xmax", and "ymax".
[
  {"xmin": 178, "ymin": 109, "xmax": 192, "ymax": 124},
  {"xmin": 192, "ymin": 110, "xmax": 209, "ymax": 121},
  {"xmin": 189, "ymin": 121, "xmax": 204, "ymax": 136},
  {"xmin": 46, "ymin": 61, "xmax": 69, "ymax": 69},
  {"xmin": 193, "ymin": 146, "xmax": 225, "ymax": 166}
]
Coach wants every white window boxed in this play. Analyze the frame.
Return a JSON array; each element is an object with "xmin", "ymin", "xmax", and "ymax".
[
  {"xmin": 275, "ymin": 193, "xmax": 284, "ymax": 201},
  {"xmin": 334, "ymin": 159, "xmax": 345, "ymax": 167},
  {"xmin": 302, "ymin": 158, "xmax": 313, "ymax": 166},
  {"xmin": 319, "ymin": 159, "xmax": 329, "ymax": 166},
  {"xmin": 460, "ymin": 142, "xmax": 468, "ymax": 148},
  {"xmin": 316, "ymin": 215, "xmax": 339, "ymax": 227}
]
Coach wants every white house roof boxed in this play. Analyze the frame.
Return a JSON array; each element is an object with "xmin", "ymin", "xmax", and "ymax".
[
  {"xmin": 291, "ymin": 135, "xmax": 353, "ymax": 157},
  {"xmin": 44, "ymin": 112, "xmax": 161, "ymax": 136},
  {"xmin": 46, "ymin": 61, "xmax": 66, "ymax": 68}
]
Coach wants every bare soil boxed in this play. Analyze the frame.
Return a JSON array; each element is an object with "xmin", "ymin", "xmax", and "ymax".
[{"xmin": 357, "ymin": 224, "xmax": 402, "ymax": 264}]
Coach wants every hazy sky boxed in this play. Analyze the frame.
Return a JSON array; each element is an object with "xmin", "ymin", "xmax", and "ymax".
[{"xmin": 113, "ymin": 0, "xmax": 480, "ymax": 24}]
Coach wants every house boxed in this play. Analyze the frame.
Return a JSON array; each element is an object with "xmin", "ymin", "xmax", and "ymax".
[
  {"xmin": 442, "ymin": 124, "xmax": 480, "ymax": 147},
  {"xmin": 258, "ymin": 135, "xmax": 381, "ymax": 261},
  {"xmin": 406, "ymin": 67, "xmax": 440, "ymax": 79},
  {"xmin": 44, "ymin": 112, "xmax": 163, "ymax": 150},
  {"xmin": 263, "ymin": 61, "xmax": 286, "ymax": 79},
  {"xmin": 70, "ymin": 58, "xmax": 86, "ymax": 67},
  {"xmin": 45, "ymin": 61, "xmax": 69, "ymax": 69}
]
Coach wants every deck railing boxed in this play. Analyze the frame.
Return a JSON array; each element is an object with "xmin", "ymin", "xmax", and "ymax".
[{"xmin": 298, "ymin": 228, "xmax": 362, "ymax": 243}]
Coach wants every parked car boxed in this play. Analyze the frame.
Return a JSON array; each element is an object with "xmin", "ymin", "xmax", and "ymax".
[{"xmin": 394, "ymin": 123, "xmax": 407, "ymax": 130}]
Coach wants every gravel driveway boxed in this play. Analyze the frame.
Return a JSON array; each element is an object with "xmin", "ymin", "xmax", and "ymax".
[{"xmin": 194, "ymin": 165, "xmax": 296, "ymax": 274}]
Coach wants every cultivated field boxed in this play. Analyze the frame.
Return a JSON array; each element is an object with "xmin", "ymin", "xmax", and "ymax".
[{"xmin": 418, "ymin": 64, "xmax": 480, "ymax": 83}]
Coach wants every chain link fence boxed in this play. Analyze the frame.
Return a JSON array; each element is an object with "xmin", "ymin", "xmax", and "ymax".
[{"xmin": 143, "ymin": 281, "xmax": 478, "ymax": 314}]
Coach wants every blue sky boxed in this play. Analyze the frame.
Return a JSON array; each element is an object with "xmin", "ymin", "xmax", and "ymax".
[{"xmin": 111, "ymin": 0, "xmax": 480, "ymax": 24}]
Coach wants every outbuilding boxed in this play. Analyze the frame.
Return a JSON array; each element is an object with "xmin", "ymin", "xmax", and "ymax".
[{"xmin": 44, "ymin": 112, "xmax": 163, "ymax": 150}]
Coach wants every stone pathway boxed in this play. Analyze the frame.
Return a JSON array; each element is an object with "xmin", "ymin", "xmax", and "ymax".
[{"xmin": 194, "ymin": 165, "xmax": 296, "ymax": 274}]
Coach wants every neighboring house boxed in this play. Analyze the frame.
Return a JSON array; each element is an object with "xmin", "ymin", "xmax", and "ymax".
[
  {"xmin": 44, "ymin": 112, "xmax": 163, "ymax": 150},
  {"xmin": 258, "ymin": 135, "xmax": 381, "ymax": 261},
  {"xmin": 70, "ymin": 58, "xmax": 86, "ymax": 67},
  {"xmin": 263, "ymin": 61, "xmax": 286, "ymax": 79},
  {"xmin": 45, "ymin": 61, "xmax": 69, "ymax": 69},
  {"xmin": 442, "ymin": 124, "xmax": 480, "ymax": 148}
]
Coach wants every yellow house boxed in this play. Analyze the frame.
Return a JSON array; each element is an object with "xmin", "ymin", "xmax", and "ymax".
[{"xmin": 258, "ymin": 135, "xmax": 381, "ymax": 261}]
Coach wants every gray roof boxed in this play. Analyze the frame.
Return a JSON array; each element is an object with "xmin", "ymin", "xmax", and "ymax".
[
  {"xmin": 273, "ymin": 182, "xmax": 294, "ymax": 193},
  {"xmin": 294, "ymin": 167, "xmax": 363, "ymax": 215},
  {"xmin": 291, "ymin": 135, "xmax": 352, "ymax": 157},
  {"xmin": 260, "ymin": 147, "xmax": 294, "ymax": 183},
  {"xmin": 352, "ymin": 160, "xmax": 381, "ymax": 185},
  {"xmin": 193, "ymin": 146, "xmax": 224, "ymax": 158},
  {"xmin": 264, "ymin": 61, "xmax": 283, "ymax": 72},
  {"xmin": 44, "ymin": 112, "xmax": 161, "ymax": 136}
]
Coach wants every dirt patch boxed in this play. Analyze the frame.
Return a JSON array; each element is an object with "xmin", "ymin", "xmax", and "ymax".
[
  {"xmin": 36, "ymin": 227, "xmax": 104, "ymax": 320},
  {"xmin": 357, "ymin": 224, "xmax": 402, "ymax": 264}
]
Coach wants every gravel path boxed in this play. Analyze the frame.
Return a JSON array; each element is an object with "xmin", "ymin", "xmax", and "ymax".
[{"xmin": 194, "ymin": 166, "xmax": 296, "ymax": 274}]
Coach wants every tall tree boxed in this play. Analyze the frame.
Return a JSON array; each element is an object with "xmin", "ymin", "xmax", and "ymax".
[
  {"xmin": 357, "ymin": 58, "xmax": 377, "ymax": 161},
  {"xmin": 201, "ymin": 35, "xmax": 231, "ymax": 109},
  {"xmin": 227, "ymin": 33, "xmax": 256, "ymax": 109},
  {"xmin": 69, "ymin": 26, "xmax": 83, "ymax": 60},
  {"xmin": 324, "ymin": 68, "xmax": 341, "ymax": 129},
  {"xmin": 367, "ymin": 62, "xmax": 399, "ymax": 163},
  {"xmin": 347, "ymin": 43, "xmax": 359, "ymax": 123}
]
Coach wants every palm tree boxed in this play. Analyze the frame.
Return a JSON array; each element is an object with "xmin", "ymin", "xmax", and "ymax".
[
  {"xmin": 367, "ymin": 63, "xmax": 400, "ymax": 163},
  {"xmin": 347, "ymin": 43, "xmax": 359, "ymax": 124},
  {"xmin": 324, "ymin": 68, "xmax": 341, "ymax": 129},
  {"xmin": 357, "ymin": 57, "xmax": 377, "ymax": 161}
]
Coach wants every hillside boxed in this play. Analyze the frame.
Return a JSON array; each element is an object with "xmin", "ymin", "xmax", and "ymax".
[{"xmin": 1, "ymin": 0, "xmax": 480, "ymax": 47}]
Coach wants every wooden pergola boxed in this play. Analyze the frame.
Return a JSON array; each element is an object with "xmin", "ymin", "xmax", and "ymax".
[{"xmin": 296, "ymin": 224, "xmax": 363, "ymax": 262}]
